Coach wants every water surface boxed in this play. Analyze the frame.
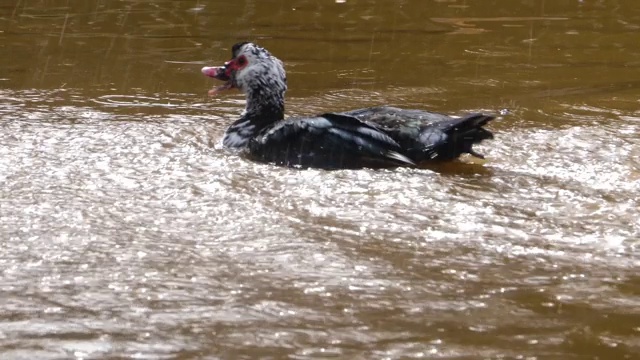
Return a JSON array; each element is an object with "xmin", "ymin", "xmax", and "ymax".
[{"xmin": 1, "ymin": 0, "xmax": 639, "ymax": 359}]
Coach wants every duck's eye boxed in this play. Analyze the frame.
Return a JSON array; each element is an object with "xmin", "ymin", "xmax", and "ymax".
[{"xmin": 236, "ymin": 56, "xmax": 247, "ymax": 66}]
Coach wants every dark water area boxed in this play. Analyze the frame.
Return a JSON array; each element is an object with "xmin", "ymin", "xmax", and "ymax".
[{"xmin": 1, "ymin": 0, "xmax": 639, "ymax": 359}]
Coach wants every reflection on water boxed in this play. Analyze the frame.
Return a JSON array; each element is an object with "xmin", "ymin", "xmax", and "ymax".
[{"xmin": 1, "ymin": 0, "xmax": 640, "ymax": 358}]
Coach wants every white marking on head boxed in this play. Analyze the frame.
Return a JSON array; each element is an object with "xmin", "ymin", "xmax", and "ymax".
[{"xmin": 233, "ymin": 43, "xmax": 287, "ymax": 99}]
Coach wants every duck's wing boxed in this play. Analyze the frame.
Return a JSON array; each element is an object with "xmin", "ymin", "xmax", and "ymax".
[{"xmin": 248, "ymin": 113, "xmax": 415, "ymax": 169}]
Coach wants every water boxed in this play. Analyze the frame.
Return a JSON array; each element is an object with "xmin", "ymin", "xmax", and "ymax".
[{"xmin": 1, "ymin": 0, "xmax": 639, "ymax": 358}]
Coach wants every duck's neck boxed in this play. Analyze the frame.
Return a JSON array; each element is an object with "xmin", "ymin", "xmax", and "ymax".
[{"xmin": 223, "ymin": 87, "xmax": 285, "ymax": 148}]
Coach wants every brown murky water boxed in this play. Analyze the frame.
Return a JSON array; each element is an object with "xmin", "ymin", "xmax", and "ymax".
[{"xmin": 1, "ymin": 0, "xmax": 639, "ymax": 359}]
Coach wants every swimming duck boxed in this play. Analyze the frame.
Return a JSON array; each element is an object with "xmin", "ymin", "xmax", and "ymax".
[{"xmin": 202, "ymin": 42, "xmax": 494, "ymax": 169}]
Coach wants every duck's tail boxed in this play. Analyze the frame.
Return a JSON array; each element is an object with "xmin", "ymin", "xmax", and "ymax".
[{"xmin": 423, "ymin": 113, "xmax": 495, "ymax": 160}]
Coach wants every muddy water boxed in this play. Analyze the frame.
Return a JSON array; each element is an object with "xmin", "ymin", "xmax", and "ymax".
[{"xmin": 1, "ymin": 0, "xmax": 639, "ymax": 358}]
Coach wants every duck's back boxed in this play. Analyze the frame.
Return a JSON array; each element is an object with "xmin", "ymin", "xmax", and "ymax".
[{"xmin": 342, "ymin": 106, "xmax": 494, "ymax": 162}]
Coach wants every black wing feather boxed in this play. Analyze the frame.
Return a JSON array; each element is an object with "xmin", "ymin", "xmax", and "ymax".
[{"xmin": 249, "ymin": 113, "xmax": 415, "ymax": 168}]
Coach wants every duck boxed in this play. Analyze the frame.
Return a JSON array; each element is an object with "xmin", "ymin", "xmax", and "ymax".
[{"xmin": 202, "ymin": 42, "xmax": 494, "ymax": 169}]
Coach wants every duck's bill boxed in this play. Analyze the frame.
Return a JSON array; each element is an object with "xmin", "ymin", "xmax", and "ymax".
[{"xmin": 202, "ymin": 66, "xmax": 234, "ymax": 96}]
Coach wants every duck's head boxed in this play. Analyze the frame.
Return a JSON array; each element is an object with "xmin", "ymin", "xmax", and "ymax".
[{"xmin": 202, "ymin": 42, "xmax": 287, "ymax": 100}]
